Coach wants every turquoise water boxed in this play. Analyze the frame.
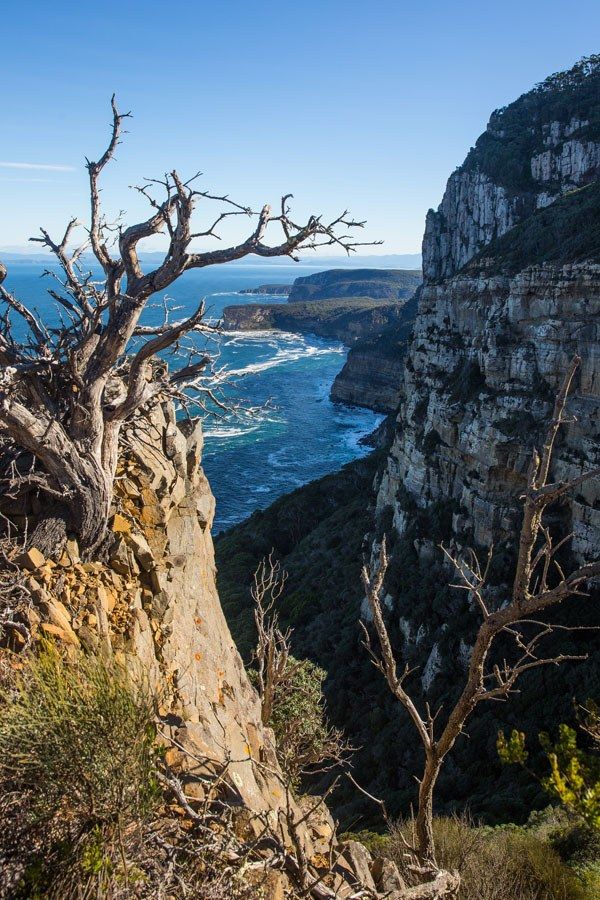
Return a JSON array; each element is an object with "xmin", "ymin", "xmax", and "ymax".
[{"xmin": 3, "ymin": 262, "xmax": 382, "ymax": 530}]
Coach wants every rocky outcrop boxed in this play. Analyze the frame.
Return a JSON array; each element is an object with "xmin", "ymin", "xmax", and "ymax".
[
  {"xmin": 422, "ymin": 169, "xmax": 520, "ymax": 282},
  {"xmin": 12, "ymin": 401, "xmax": 292, "ymax": 821},
  {"xmin": 7, "ymin": 399, "xmax": 407, "ymax": 897},
  {"xmin": 223, "ymin": 297, "xmax": 412, "ymax": 345}
]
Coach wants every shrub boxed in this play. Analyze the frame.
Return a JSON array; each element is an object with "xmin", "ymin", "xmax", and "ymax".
[
  {"xmin": 498, "ymin": 705, "xmax": 600, "ymax": 831},
  {"xmin": 268, "ymin": 655, "xmax": 348, "ymax": 787},
  {"xmin": 388, "ymin": 815, "xmax": 590, "ymax": 899},
  {"xmin": 0, "ymin": 643, "xmax": 158, "ymax": 894}
]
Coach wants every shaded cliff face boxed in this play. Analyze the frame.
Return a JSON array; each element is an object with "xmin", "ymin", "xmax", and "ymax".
[
  {"xmin": 330, "ymin": 294, "xmax": 419, "ymax": 413},
  {"xmin": 424, "ymin": 58, "xmax": 600, "ymax": 281}
]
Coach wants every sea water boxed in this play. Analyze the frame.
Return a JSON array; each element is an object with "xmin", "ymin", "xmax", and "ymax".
[{"xmin": 2, "ymin": 262, "xmax": 383, "ymax": 531}]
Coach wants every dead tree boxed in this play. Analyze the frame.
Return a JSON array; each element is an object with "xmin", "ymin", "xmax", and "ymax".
[
  {"xmin": 252, "ymin": 553, "xmax": 291, "ymax": 726},
  {"xmin": 0, "ymin": 98, "xmax": 375, "ymax": 557},
  {"xmin": 252, "ymin": 554, "xmax": 350, "ymax": 785},
  {"xmin": 361, "ymin": 356, "xmax": 600, "ymax": 885}
]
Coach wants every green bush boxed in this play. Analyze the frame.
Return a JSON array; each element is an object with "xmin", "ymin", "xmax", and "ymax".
[
  {"xmin": 0, "ymin": 643, "xmax": 158, "ymax": 895},
  {"xmin": 498, "ymin": 707, "xmax": 600, "ymax": 831},
  {"xmin": 264, "ymin": 654, "xmax": 347, "ymax": 788}
]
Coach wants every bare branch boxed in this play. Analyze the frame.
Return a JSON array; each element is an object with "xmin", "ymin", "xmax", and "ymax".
[{"xmin": 361, "ymin": 357, "xmax": 599, "ymax": 884}]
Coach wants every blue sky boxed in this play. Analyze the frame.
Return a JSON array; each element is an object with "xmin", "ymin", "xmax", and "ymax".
[{"xmin": 1, "ymin": 1, "xmax": 599, "ymax": 255}]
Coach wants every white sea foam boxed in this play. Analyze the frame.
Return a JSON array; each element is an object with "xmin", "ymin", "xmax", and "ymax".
[
  {"xmin": 227, "ymin": 342, "xmax": 339, "ymax": 378},
  {"xmin": 203, "ymin": 425, "xmax": 257, "ymax": 439}
]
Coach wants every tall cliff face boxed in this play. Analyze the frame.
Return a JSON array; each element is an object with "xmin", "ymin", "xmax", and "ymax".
[
  {"xmin": 380, "ymin": 57, "xmax": 600, "ymax": 562},
  {"xmin": 377, "ymin": 263, "xmax": 600, "ymax": 556},
  {"xmin": 423, "ymin": 58, "xmax": 600, "ymax": 281}
]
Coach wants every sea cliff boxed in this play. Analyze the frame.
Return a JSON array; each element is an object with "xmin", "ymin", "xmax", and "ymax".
[{"xmin": 379, "ymin": 60, "xmax": 600, "ymax": 561}]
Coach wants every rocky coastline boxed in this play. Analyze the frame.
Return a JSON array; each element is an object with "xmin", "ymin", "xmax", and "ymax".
[{"xmin": 224, "ymin": 268, "xmax": 422, "ymax": 413}]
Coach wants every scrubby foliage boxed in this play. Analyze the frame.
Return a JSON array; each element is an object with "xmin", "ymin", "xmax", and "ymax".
[
  {"xmin": 227, "ymin": 296, "xmax": 412, "ymax": 344},
  {"xmin": 0, "ymin": 644, "xmax": 294, "ymax": 899},
  {"xmin": 339, "ymin": 291, "xmax": 419, "ymax": 359},
  {"xmin": 349, "ymin": 812, "xmax": 599, "ymax": 899},
  {"xmin": 499, "ymin": 704, "xmax": 600, "ymax": 831},
  {"xmin": 0, "ymin": 643, "xmax": 158, "ymax": 896}
]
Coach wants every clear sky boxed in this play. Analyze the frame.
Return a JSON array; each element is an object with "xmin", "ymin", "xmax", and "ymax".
[{"xmin": 2, "ymin": 1, "xmax": 599, "ymax": 255}]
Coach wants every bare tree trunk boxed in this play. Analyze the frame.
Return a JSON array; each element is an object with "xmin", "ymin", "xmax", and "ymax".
[
  {"xmin": 29, "ymin": 454, "xmax": 113, "ymax": 557},
  {"xmin": 416, "ymin": 754, "xmax": 441, "ymax": 868}
]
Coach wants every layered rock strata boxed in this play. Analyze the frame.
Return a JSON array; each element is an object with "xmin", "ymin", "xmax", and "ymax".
[
  {"xmin": 380, "ymin": 60, "xmax": 600, "ymax": 562},
  {"xmin": 377, "ymin": 263, "xmax": 600, "ymax": 557}
]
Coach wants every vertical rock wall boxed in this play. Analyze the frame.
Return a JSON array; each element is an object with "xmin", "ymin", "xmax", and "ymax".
[{"xmin": 380, "ymin": 62, "xmax": 600, "ymax": 561}]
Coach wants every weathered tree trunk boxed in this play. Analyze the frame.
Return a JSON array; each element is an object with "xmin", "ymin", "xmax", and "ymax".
[
  {"xmin": 69, "ymin": 469, "xmax": 112, "ymax": 555},
  {"xmin": 416, "ymin": 754, "xmax": 441, "ymax": 868},
  {"xmin": 1, "ymin": 98, "xmax": 370, "ymax": 560},
  {"xmin": 28, "ymin": 453, "xmax": 113, "ymax": 558}
]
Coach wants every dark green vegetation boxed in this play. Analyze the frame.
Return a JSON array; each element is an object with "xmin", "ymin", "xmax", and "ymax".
[
  {"xmin": 225, "ymin": 267, "xmax": 422, "ymax": 346},
  {"xmin": 287, "ymin": 268, "xmax": 421, "ymax": 303},
  {"xmin": 223, "ymin": 297, "xmax": 413, "ymax": 344},
  {"xmin": 217, "ymin": 450, "xmax": 383, "ymax": 660},
  {"xmin": 216, "ymin": 456, "xmax": 600, "ymax": 831},
  {"xmin": 466, "ymin": 182, "xmax": 600, "ymax": 274},
  {"xmin": 461, "ymin": 54, "xmax": 600, "ymax": 195}
]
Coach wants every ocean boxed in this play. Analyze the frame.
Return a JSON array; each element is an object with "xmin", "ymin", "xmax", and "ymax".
[{"xmin": 2, "ymin": 262, "xmax": 382, "ymax": 531}]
